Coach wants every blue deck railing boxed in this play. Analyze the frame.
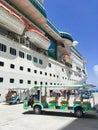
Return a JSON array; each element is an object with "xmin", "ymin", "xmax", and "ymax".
[{"xmin": 47, "ymin": 20, "xmax": 60, "ymax": 35}]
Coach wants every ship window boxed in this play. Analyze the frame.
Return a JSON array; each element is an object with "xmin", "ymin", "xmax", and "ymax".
[
  {"xmin": 50, "ymin": 73, "xmax": 52, "ymax": 77},
  {"xmin": 45, "ymin": 72, "xmax": 47, "ymax": 76},
  {"xmin": 19, "ymin": 79, "xmax": 23, "ymax": 84},
  {"xmin": 10, "ymin": 48, "xmax": 16, "ymax": 56},
  {"xmin": 40, "ymin": 82, "xmax": 43, "ymax": 85},
  {"xmin": 0, "ymin": 61, "xmax": 4, "ymax": 67},
  {"xmin": 10, "ymin": 78, "xmax": 14, "ymax": 83},
  {"xmin": 39, "ymin": 59, "xmax": 43, "ymax": 65},
  {"xmin": 27, "ymin": 68, "xmax": 31, "ymax": 72},
  {"xmin": 82, "ymin": 70, "xmax": 85, "ymax": 74},
  {"xmin": 27, "ymin": 80, "xmax": 31, "ymax": 84},
  {"xmin": 57, "ymin": 75, "xmax": 59, "ymax": 78},
  {"xmin": 20, "ymin": 66, "xmax": 23, "ymax": 71},
  {"xmin": 53, "ymin": 74, "xmax": 55, "ymax": 77},
  {"xmin": 27, "ymin": 54, "xmax": 32, "ymax": 61},
  {"xmin": 62, "ymin": 68, "xmax": 64, "ymax": 72},
  {"xmin": 34, "ymin": 70, "xmax": 37, "ymax": 73},
  {"xmin": 45, "ymin": 82, "xmax": 47, "ymax": 85},
  {"xmin": 0, "ymin": 77, "xmax": 3, "ymax": 83},
  {"xmin": 19, "ymin": 51, "xmax": 24, "ymax": 58},
  {"xmin": 33, "ymin": 57, "xmax": 38, "ymax": 63},
  {"xmin": 34, "ymin": 81, "xmax": 37, "ymax": 85},
  {"xmin": 40, "ymin": 71, "xmax": 42, "ymax": 75},
  {"xmin": 0, "ymin": 43, "xmax": 6, "ymax": 52},
  {"xmin": 76, "ymin": 66, "xmax": 81, "ymax": 71},
  {"xmin": 10, "ymin": 64, "xmax": 15, "ymax": 69},
  {"xmin": 48, "ymin": 63, "xmax": 51, "ymax": 68}
]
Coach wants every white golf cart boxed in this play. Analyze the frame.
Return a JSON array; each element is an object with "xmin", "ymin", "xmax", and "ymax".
[{"xmin": 23, "ymin": 84, "xmax": 96, "ymax": 118}]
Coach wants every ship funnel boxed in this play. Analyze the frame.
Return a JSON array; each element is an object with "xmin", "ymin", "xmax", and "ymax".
[{"xmin": 38, "ymin": 0, "xmax": 44, "ymax": 4}]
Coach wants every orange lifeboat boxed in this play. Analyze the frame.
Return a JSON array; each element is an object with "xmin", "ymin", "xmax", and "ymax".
[
  {"xmin": 0, "ymin": 3, "xmax": 25, "ymax": 35},
  {"xmin": 25, "ymin": 29, "xmax": 50, "ymax": 50},
  {"xmin": 63, "ymin": 54, "xmax": 72, "ymax": 63}
]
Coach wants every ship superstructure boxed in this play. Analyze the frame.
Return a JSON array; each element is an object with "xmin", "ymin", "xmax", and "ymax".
[{"xmin": 0, "ymin": 0, "xmax": 87, "ymax": 101}]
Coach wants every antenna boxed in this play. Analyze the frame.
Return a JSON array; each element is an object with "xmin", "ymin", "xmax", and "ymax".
[{"xmin": 38, "ymin": 0, "xmax": 44, "ymax": 4}]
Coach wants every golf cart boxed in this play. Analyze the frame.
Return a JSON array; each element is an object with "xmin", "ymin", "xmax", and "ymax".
[
  {"xmin": 23, "ymin": 84, "xmax": 96, "ymax": 118},
  {"xmin": 5, "ymin": 88, "xmax": 29, "ymax": 104}
]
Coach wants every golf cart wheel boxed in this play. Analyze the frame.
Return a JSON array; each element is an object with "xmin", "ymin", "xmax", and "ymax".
[
  {"xmin": 34, "ymin": 106, "xmax": 41, "ymax": 114},
  {"xmin": 75, "ymin": 108, "xmax": 83, "ymax": 118}
]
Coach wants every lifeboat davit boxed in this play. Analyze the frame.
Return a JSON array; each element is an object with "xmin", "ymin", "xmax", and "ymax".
[
  {"xmin": 0, "ymin": 3, "xmax": 25, "ymax": 35},
  {"xmin": 25, "ymin": 29, "xmax": 50, "ymax": 50}
]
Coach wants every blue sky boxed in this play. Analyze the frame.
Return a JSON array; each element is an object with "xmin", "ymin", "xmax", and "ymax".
[{"xmin": 43, "ymin": 0, "xmax": 98, "ymax": 88}]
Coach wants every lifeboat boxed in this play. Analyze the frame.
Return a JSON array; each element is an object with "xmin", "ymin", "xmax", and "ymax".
[
  {"xmin": 63, "ymin": 54, "xmax": 72, "ymax": 63},
  {"xmin": 25, "ymin": 29, "xmax": 50, "ymax": 50},
  {"xmin": 0, "ymin": 3, "xmax": 25, "ymax": 35}
]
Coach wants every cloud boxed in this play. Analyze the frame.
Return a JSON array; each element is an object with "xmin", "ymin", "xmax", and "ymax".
[{"xmin": 93, "ymin": 65, "xmax": 98, "ymax": 76}]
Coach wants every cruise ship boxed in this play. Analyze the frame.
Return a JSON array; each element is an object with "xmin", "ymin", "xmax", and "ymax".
[{"xmin": 0, "ymin": 0, "xmax": 87, "ymax": 101}]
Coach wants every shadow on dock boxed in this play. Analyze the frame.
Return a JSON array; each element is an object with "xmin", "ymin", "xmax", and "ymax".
[{"xmin": 22, "ymin": 110, "xmax": 98, "ymax": 119}]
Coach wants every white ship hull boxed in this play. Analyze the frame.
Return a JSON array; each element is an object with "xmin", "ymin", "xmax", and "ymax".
[{"xmin": 0, "ymin": 34, "xmax": 87, "ymax": 101}]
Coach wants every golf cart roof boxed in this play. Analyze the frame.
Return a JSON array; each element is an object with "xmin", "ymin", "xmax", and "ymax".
[
  {"xmin": 6, "ymin": 87, "xmax": 29, "ymax": 90},
  {"xmin": 34, "ymin": 84, "xmax": 96, "ymax": 90}
]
